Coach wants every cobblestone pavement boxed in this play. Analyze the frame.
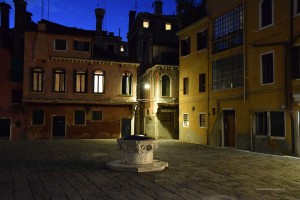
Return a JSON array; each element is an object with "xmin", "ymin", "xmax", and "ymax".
[{"xmin": 0, "ymin": 139, "xmax": 300, "ymax": 200}]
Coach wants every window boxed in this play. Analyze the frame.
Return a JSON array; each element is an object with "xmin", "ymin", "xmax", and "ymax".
[
  {"xmin": 120, "ymin": 45, "xmax": 125, "ymax": 52},
  {"xmin": 74, "ymin": 70, "xmax": 87, "ymax": 93},
  {"xmin": 107, "ymin": 44, "xmax": 115, "ymax": 53},
  {"xmin": 122, "ymin": 72, "xmax": 132, "ymax": 95},
  {"xmin": 32, "ymin": 109, "xmax": 44, "ymax": 125},
  {"xmin": 54, "ymin": 39, "xmax": 67, "ymax": 51},
  {"xmin": 92, "ymin": 111, "xmax": 103, "ymax": 121},
  {"xmin": 261, "ymin": 52, "xmax": 274, "ymax": 84},
  {"xmin": 74, "ymin": 110, "xmax": 85, "ymax": 125},
  {"xmin": 199, "ymin": 74, "xmax": 206, "ymax": 93},
  {"xmin": 212, "ymin": 54, "xmax": 244, "ymax": 91},
  {"xmin": 165, "ymin": 23, "xmax": 172, "ymax": 30},
  {"xmin": 73, "ymin": 40, "xmax": 90, "ymax": 52},
  {"xmin": 32, "ymin": 68, "xmax": 43, "ymax": 92},
  {"xmin": 295, "ymin": 0, "xmax": 300, "ymax": 14},
  {"xmin": 181, "ymin": 37, "xmax": 190, "ymax": 56},
  {"xmin": 213, "ymin": 6, "xmax": 243, "ymax": 53},
  {"xmin": 183, "ymin": 77, "xmax": 189, "ymax": 95},
  {"xmin": 183, "ymin": 113, "xmax": 189, "ymax": 127},
  {"xmin": 197, "ymin": 29, "xmax": 208, "ymax": 51},
  {"xmin": 53, "ymin": 68, "xmax": 66, "ymax": 92},
  {"xmin": 292, "ymin": 46, "xmax": 300, "ymax": 79},
  {"xmin": 11, "ymin": 90, "xmax": 22, "ymax": 103},
  {"xmin": 93, "ymin": 70, "xmax": 105, "ymax": 93},
  {"xmin": 260, "ymin": 0, "xmax": 273, "ymax": 28},
  {"xmin": 143, "ymin": 21, "xmax": 149, "ymax": 28},
  {"xmin": 10, "ymin": 57, "xmax": 23, "ymax": 82},
  {"xmin": 255, "ymin": 111, "xmax": 285, "ymax": 137},
  {"xmin": 199, "ymin": 113, "xmax": 206, "ymax": 128},
  {"xmin": 161, "ymin": 75, "xmax": 171, "ymax": 96}
]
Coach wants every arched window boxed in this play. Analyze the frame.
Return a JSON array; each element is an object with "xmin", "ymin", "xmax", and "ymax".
[
  {"xmin": 74, "ymin": 70, "xmax": 87, "ymax": 93},
  {"xmin": 31, "ymin": 67, "xmax": 44, "ymax": 92},
  {"xmin": 53, "ymin": 68, "xmax": 65, "ymax": 92},
  {"xmin": 122, "ymin": 72, "xmax": 133, "ymax": 95},
  {"xmin": 93, "ymin": 70, "xmax": 105, "ymax": 93},
  {"xmin": 260, "ymin": 0, "xmax": 273, "ymax": 28},
  {"xmin": 161, "ymin": 75, "xmax": 171, "ymax": 97}
]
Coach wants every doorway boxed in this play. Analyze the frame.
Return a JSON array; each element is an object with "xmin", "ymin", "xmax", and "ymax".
[
  {"xmin": 52, "ymin": 116, "xmax": 66, "ymax": 139},
  {"xmin": 0, "ymin": 118, "xmax": 11, "ymax": 140},
  {"xmin": 121, "ymin": 118, "xmax": 131, "ymax": 138},
  {"xmin": 223, "ymin": 110, "xmax": 236, "ymax": 147}
]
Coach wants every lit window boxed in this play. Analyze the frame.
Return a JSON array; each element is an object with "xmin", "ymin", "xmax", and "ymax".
[
  {"xmin": 183, "ymin": 113, "xmax": 189, "ymax": 127},
  {"xmin": 53, "ymin": 68, "xmax": 65, "ymax": 92},
  {"xmin": 54, "ymin": 39, "xmax": 67, "ymax": 51},
  {"xmin": 74, "ymin": 70, "xmax": 87, "ymax": 93},
  {"xmin": 260, "ymin": 0, "xmax": 273, "ymax": 28},
  {"xmin": 74, "ymin": 110, "xmax": 85, "ymax": 125},
  {"xmin": 199, "ymin": 113, "xmax": 206, "ymax": 128},
  {"xmin": 32, "ymin": 67, "xmax": 43, "ymax": 92},
  {"xmin": 165, "ymin": 23, "xmax": 172, "ymax": 30},
  {"xmin": 261, "ymin": 52, "xmax": 274, "ymax": 84},
  {"xmin": 161, "ymin": 75, "xmax": 171, "ymax": 96},
  {"xmin": 255, "ymin": 111, "xmax": 285, "ymax": 137},
  {"xmin": 122, "ymin": 72, "xmax": 133, "ymax": 95},
  {"xmin": 120, "ymin": 45, "xmax": 125, "ymax": 52},
  {"xmin": 143, "ymin": 21, "xmax": 149, "ymax": 28},
  {"xmin": 93, "ymin": 70, "xmax": 105, "ymax": 93}
]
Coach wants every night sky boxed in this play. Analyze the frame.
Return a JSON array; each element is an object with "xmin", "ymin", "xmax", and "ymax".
[{"xmin": 3, "ymin": 0, "xmax": 177, "ymax": 41}]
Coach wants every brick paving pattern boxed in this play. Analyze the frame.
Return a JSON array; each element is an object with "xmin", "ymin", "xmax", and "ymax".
[{"xmin": 0, "ymin": 140, "xmax": 300, "ymax": 200}]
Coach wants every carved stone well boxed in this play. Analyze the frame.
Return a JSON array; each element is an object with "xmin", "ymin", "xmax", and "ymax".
[{"xmin": 106, "ymin": 135, "xmax": 168, "ymax": 172}]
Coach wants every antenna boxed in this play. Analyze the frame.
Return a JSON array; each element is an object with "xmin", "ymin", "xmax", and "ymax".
[
  {"xmin": 135, "ymin": 0, "xmax": 137, "ymax": 11},
  {"xmin": 48, "ymin": 0, "xmax": 50, "ymax": 20}
]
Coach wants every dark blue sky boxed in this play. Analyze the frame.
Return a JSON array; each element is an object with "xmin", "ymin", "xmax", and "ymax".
[{"xmin": 3, "ymin": 0, "xmax": 177, "ymax": 41}]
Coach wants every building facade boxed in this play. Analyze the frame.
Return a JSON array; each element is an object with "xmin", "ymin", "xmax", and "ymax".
[
  {"xmin": 178, "ymin": 0, "xmax": 300, "ymax": 156},
  {"xmin": 127, "ymin": 0, "xmax": 180, "ymax": 138},
  {"xmin": 0, "ymin": 0, "xmax": 138, "ymax": 140}
]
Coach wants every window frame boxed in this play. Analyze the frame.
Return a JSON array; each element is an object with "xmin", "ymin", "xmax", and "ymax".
[
  {"xmin": 197, "ymin": 29, "xmax": 208, "ymax": 51},
  {"xmin": 199, "ymin": 113, "xmax": 206, "ymax": 128},
  {"xmin": 31, "ymin": 67, "xmax": 44, "ymax": 92},
  {"xmin": 32, "ymin": 109, "xmax": 44, "ymax": 125},
  {"xmin": 73, "ymin": 40, "xmax": 90, "ymax": 52},
  {"xmin": 121, "ymin": 71, "xmax": 133, "ymax": 96},
  {"xmin": 259, "ymin": 0, "xmax": 274, "ymax": 29},
  {"xmin": 74, "ymin": 110, "xmax": 86, "ymax": 125},
  {"xmin": 199, "ymin": 73, "xmax": 206, "ymax": 93},
  {"xmin": 254, "ymin": 111, "xmax": 285, "ymax": 138},
  {"xmin": 260, "ymin": 51, "xmax": 275, "ymax": 85},
  {"xmin": 91, "ymin": 111, "xmax": 103, "ymax": 121},
  {"xmin": 183, "ymin": 113, "xmax": 189, "ymax": 127},
  {"xmin": 295, "ymin": 0, "xmax": 300, "ymax": 15},
  {"xmin": 53, "ymin": 68, "xmax": 66, "ymax": 93},
  {"xmin": 180, "ymin": 37, "xmax": 191, "ymax": 57},
  {"xmin": 161, "ymin": 74, "xmax": 171, "ymax": 97},
  {"xmin": 183, "ymin": 77, "xmax": 189, "ymax": 95},
  {"xmin": 74, "ymin": 70, "xmax": 87, "ymax": 93},
  {"xmin": 54, "ymin": 39, "xmax": 67, "ymax": 51},
  {"xmin": 93, "ymin": 70, "xmax": 105, "ymax": 94}
]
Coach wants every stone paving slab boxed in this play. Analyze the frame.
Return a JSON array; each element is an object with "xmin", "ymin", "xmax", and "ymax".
[{"xmin": 0, "ymin": 139, "xmax": 300, "ymax": 200}]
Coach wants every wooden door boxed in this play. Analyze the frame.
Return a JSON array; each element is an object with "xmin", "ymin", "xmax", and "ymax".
[{"xmin": 223, "ymin": 110, "xmax": 236, "ymax": 147}]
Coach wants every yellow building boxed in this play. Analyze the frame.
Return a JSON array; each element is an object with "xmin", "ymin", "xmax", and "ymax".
[{"xmin": 178, "ymin": 0, "xmax": 300, "ymax": 156}]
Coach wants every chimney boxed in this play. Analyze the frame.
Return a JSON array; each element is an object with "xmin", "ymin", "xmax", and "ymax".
[
  {"xmin": 128, "ymin": 10, "xmax": 136, "ymax": 31},
  {"xmin": 13, "ymin": 0, "xmax": 27, "ymax": 30},
  {"xmin": 0, "ymin": 2, "xmax": 11, "ymax": 30},
  {"xmin": 154, "ymin": 0, "xmax": 163, "ymax": 15},
  {"xmin": 95, "ymin": 8, "xmax": 105, "ymax": 35}
]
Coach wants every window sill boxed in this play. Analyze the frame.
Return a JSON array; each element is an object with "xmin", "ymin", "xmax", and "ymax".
[{"xmin": 259, "ymin": 23, "xmax": 274, "ymax": 31}]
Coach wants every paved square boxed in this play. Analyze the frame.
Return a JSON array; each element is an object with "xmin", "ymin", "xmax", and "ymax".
[{"xmin": 0, "ymin": 140, "xmax": 300, "ymax": 199}]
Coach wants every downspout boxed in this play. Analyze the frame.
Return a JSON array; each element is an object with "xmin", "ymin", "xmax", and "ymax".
[{"xmin": 207, "ymin": 16, "xmax": 211, "ymax": 146}]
